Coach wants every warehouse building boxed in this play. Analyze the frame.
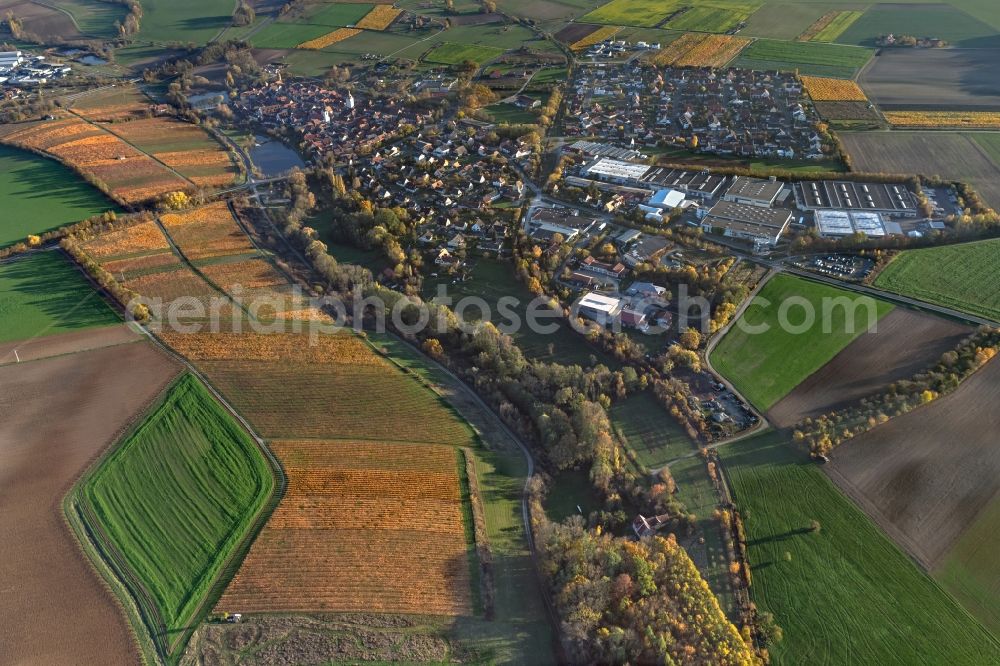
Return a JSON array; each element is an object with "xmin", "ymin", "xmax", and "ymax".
[
  {"xmin": 701, "ymin": 201, "xmax": 792, "ymax": 248},
  {"xmin": 580, "ymin": 157, "xmax": 651, "ymax": 184},
  {"xmin": 723, "ymin": 176, "xmax": 785, "ymax": 208},
  {"xmin": 575, "ymin": 292, "xmax": 624, "ymax": 326},
  {"xmin": 794, "ymin": 180, "xmax": 918, "ymax": 217}
]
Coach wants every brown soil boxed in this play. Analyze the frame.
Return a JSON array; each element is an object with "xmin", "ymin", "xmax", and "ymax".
[
  {"xmin": 0, "ymin": 1, "xmax": 83, "ymax": 40},
  {"xmin": 827, "ymin": 356, "xmax": 1000, "ymax": 569},
  {"xmin": 0, "ymin": 324, "xmax": 140, "ymax": 366},
  {"xmin": 0, "ymin": 337, "xmax": 180, "ymax": 665},
  {"xmin": 554, "ymin": 23, "xmax": 599, "ymax": 45},
  {"xmin": 768, "ymin": 308, "xmax": 970, "ymax": 428}
]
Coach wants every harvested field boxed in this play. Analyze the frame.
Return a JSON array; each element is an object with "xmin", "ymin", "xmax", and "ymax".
[
  {"xmin": 828, "ymin": 357, "xmax": 1000, "ymax": 571},
  {"xmin": 0, "ymin": 337, "xmax": 179, "ymax": 665},
  {"xmin": 160, "ymin": 202, "xmax": 256, "ymax": 260},
  {"xmin": 840, "ymin": 131, "xmax": 1000, "ymax": 210},
  {"xmin": 861, "ymin": 49, "xmax": 1000, "ymax": 110},
  {"xmin": 159, "ymin": 331, "xmax": 476, "ymax": 444},
  {"xmin": 0, "ymin": 323, "xmax": 138, "ymax": 366},
  {"xmin": 813, "ymin": 100, "xmax": 880, "ymax": 121},
  {"xmin": 554, "ymin": 22, "xmax": 600, "ymax": 45},
  {"xmin": 570, "ymin": 25, "xmax": 619, "ymax": 50},
  {"xmin": 768, "ymin": 308, "xmax": 971, "ymax": 427},
  {"xmin": 217, "ymin": 440, "xmax": 472, "ymax": 616}
]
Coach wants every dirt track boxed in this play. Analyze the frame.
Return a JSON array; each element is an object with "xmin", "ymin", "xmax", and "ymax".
[
  {"xmin": 827, "ymin": 356, "xmax": 1000, "ymax": 570},
  {"xmin": 0, "ymin": 337, "xmax": 180, "ymax": 665},
  {"xmin": 768, "ymin": 309, "xmax": 970, "ymax": 428}
]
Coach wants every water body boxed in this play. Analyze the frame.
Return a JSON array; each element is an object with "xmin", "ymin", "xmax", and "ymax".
[
  {"xmin": 78, "ymin": 55, "xmax": 107, "ymax": 66},
  {"xmin": 249, "ymin": 135, "xmax": 304, "ymax": 177},
  {"xmin": 188, "ymin": 90, "xmax": 229, "ymax": 110}
]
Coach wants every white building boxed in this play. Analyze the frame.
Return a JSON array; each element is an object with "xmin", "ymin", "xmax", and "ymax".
[
  {"xmin": 815, "ymin": 210, "xmax": 888, "ymax": 238},
  {"xmin": 647, "ymin": 188, "xmax": 685, "ymax": 210},
  {"xmin": 576, "ymin": 292, "xmax": 624, "ymax": 326},
  {"xmin": 581, "ymin": 157, "xmax": 651, "ymax": 184},
  {"xmin": 723, "ymin": 176, "xmax": 785, "ymax": 208}
]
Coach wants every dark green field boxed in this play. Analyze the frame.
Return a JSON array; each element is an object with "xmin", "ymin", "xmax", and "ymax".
[
  {"xmin": 80, "ymin": 374, "xmax": 274, "ymax": 640},
  {"xmin": 710, "ymin": 274, "xmax": 892, "ymax": 410},
  {"xmin": 732, "ymin": 38, "xmax": 874, "ymax": 79},
  {"xmin": 874, "ymin": 239, "xmax": 1000, "ymax": 322},
  {"xmin": 837, "ymin": 3, "xmax": 1000, "ymax": 48},
  {"xmin": 612, "ymin": 390, "xmax": 693, "ymax": 468},
  {"xmin": 0, "ymin": 251, "xmax": 119, "ymax": 343},
  {"xmin": 724, "ymin": 431, "xmax": 1000, "ymax": 665},
  {"xmin": 0, "ymin": 145, "xmax": 115, "ymax": 248},
  {"xmin": 425, "ymin": 41, "xmax": 505, "ymax": 65}
]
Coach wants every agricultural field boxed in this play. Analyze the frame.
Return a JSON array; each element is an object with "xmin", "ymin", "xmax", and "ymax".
[
  {"xmin": 77, "ymin": 374, "xmax": 274, "ymax": 652},
  {"xmin": 611, "ymin": 390, "xmax": 693, "ymax": 468},
  {"xmin": 800, "ymin": 75, "xmax": 867, "ymax": 101},
  {"xmin": 110, "ymin": 119, "xmax": 239, "ymax": 188},
  {"xmin": 217, "ymin": 439, "xmax": 473, "ymax": 616},
  {"xmin": 0, "ymin": 0, "xmax": 125, "ymax": 40},
  {"xmin": 0, "ymin": 116, "xmax": 190, "ymax": 204},
  {"xmin": 812, "ymin": 100, "xmax": 880, "ymax": 122},
  {"xmin": 137, "ymin": 0, "xmax": 236, "ymax": 44},
  {"xmin": 569, "ymin": 25, "xmax": 619, "ymax": 50},
  {"xmin": 836, "ymin": 2, "xmax": 1000, "ymax": 48},
  {"xmin": 579, "ymin": 0, "xmax": 677, "ymax": 28},
  {"xmin": 732, "ymin": 38, "xmax": 874, "ymax": 79},
  {"xmin": 295, "ymin": 1, "xmax": 376, "ymax": 26},
  {"xmin": 883, "ymin": 110, "xmax": 1000, "ymax": 128},
  {"xmin": 840, "ymin": 131, "xmax": 1000, "ymax": 210},
  {"xmin": 860, "ymin": 48, "xmax": 1000, "ymax": 109},
  {"xmin": 740, "ymin": 2, "xmax": 830, "ymax": 40},
  {"xmin": 158, "ymin": 331, "xmax": 476, "ymax": 443},
  {"xmin": 874, "ymin": 238, "xmax": 1000, "ymax": 322},
  {"xmin": 0, "ymin": 251, "xmax": 119, "ymax": 344},
  {"xmin": 0, "ymin": 145, "xmax": 116, "ymax": 247},
  {"xmin": 580, "ymin": 0, "xmax": 760, "ymax": 31},
  {"xmin": 710, "ymin": 274, "xmax": 893, "ymax": 411},
  {"xmin": 724, "ymin": 431, "xmax": 1000, "ymax": 665},
  {"xmin": 425, "ymin": 41, "xmax": 506, "ymax": 65},
  {"xmin": 798, "ymin": 9, "xmax": 862, "ymax": 42},
  {"xmin": 160, "ymin": 202, "xmax": 256, "ymax": 261},
  {"xmin": 653, "ymin": 32, "xmax": 750, "ymax": 67},
  {"xmin": 355, "ymin": 5, "xmax": 403, "ymax": 29},
  {"xmin": 767, "ymin": 308, "xmax": 971, "ymax": 427},
  {"xmin": 0, "ymin": 337, "xmax": 179, "ymax": 665},
  {"xmin": 299, "ymin": 27, "xmax": 362, "ymax": 49},
  {"xmin": 665, "ymin": 0, "xmax": 762, "ymax": 33}
]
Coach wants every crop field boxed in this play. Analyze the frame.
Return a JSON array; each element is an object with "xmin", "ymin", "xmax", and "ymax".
[
  {"xmin": 555, "ymin": 22, "xmax": 600, "ymax": 45},
  {"xmin": 812, "ymin": 100, "xmax": 880, "ymax": 121},
  {"xmin": 724, "ymin": 431, "xmax": 1000, "ymax": 665},
  {"xmin": 0, "ymin": 0, "xmax": 125, "ymax": 40},
  {"xmin": 0, "ymin": 116, "xmax": 190, "ymax": 204},
  {"xmin": 137, "ymin": 0, "xmax": 235, "ymax": 44},
  {"xmin": 299, "ymin": 27, "xmax": 362, "ymax": 49},
  {"xmin": 883, "ymin": 110, "xmax": 1000, "ymax": 129},
  {"xmin": 217, "ymin": 439, "xmax": 473, "ymax": 616},
  {"xmin": 0, "ymin": 338, "xmax": 179, "ymax": 665},
  {"xmin": 160, "ymin": 202, "xmax": 256, "ymax": 261},
  {"xmin": 741, "ymin": 2, "xmax": 830, "ymax": 40},
  {"xmin": 580, "ymin": 0, "xmax": 677, "ymax": 28},
  {"xmin": 874, "ymin": 239, "xmax": 1000, "ymax": 322},
  {"xmin": 611, "ymin": 390, "xmax": 692, "ymax": 468},
  {"xmin": 82, "ymin": 220, "xmax": 172, "ymax": 259},
  {"xmin": 78, "ymin": 374, "xmax": 273, "ymax": 648},
  {"xmin": 860, "ymin": 48, "xmax": 1000, "ymax": 109},
  {"xmin": 111, "ymin": 119, "xmax": 238, "ymax": 188},
  {"xmin": 836, "ymin": 3, "xmax": 1000, "ymax": 49},
  {"xmin": 798, "ymin": 10, "xmax": 862, "ymax": 42},
  {"xmin": 296, "ymin": 1, "xmax": 375, "ymax": 26},
  {"xmin": 0, "ymin": 145, "xmax": 116, "ymax": 247},
  {"xmin": 767, "ymin": 308, "xmax": 971, "ymax": 427},
  {"xmin": 124, "ymin": 265, "xmax": 230, "ymax": 319},
  {"xmin": 828, "ymin": 358, "xmax": 1000, "ymax": 634},
  {"xmin": 158, "ymin": 331, "xmax": 476, "ymax": 444},
  {"xmin": 733, "ymin": 38, "xmax": 873, "ymax": 78},
  {"xmin": 800, "ymin": 75, "xmax": 867, "ymax": 101},
  {"xmin": 425, "ymin": 41, "xmax": 506, "ymax": 64},
  {"xmin": 710, "ymin": 274, "xmax": 893, "ymax": 411},
  {"xmin": 665, "ymin": 1, "xmax": 762, "ymax": 33},
  {"xmin": 569, "ymin": 25, "xmax": 619, "ymax": 50},
  {"xmin": 653, "ymin": 32, "xmax": 750, "ymax": 67},
  {"xmin": 840, "ymin": 131, "xmax": 1000, "ymax": 211},
  {"xmin": 0, "ymin": 251, "xmax": 119, "ymax": 344},
  {"xmin": 355, "ymin": 5, "xmax": 403, "ymax": 29}
]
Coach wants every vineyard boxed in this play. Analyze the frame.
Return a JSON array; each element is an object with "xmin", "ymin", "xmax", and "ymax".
[
  {"xmin": 570, "ymin": 25, "xmax": 619, "ymax": 51},
  {"xmin": 216, "ymin": 439, "xmax": 473, "ymax": 616},
  {"xmin": 298, "ymin": 27, "xmax": 362, "ymax": 49},
  {"xmin": 652, "ymin": 33, "xmax": 750, "ymax": 68},
  {"xmin": 200, "ymin": 257, "xmax": 288, "ymax": 292},
  {"xmin": 160, "ymin": 202, "xmax": 256, "ymax": 261},
  {"xmin": 883, "ymin": 111, "xmax": 1000, "ymax": 129},
  {"xmin": 354, "ymin": 6, "xmax": 402, "ymax": 30},
  {"xmin": 82, "ymin": 221, "xmax": 172, "ymax": 259},
  {"xmin": 800, "ymin": 76, "xmax": 869, "ymax": 101}
]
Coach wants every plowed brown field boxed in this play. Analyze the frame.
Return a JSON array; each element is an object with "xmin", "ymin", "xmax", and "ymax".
[
  {"xmin": 768, "ymin": 309, "xmax": 970, "ymax": 427},
  {"xmin": 0, "ymin": 336, "xmax": 180, "ymax": 664}
]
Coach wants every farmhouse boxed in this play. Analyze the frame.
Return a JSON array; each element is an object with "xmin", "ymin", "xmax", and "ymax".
[
  {"xmin": 701, "ymin": 201, "xmax": 792, "ymax": 248},
  {"xmin": 723, "ymin": 176, "xmax": 785, "ymax": 208},
  {"xmin": 794, "ymin": 180, "xmax": 918, "ymax": 217},
  {"xmin": 576, "ymin": 292, "xmax": 624, "ymax": 325}
]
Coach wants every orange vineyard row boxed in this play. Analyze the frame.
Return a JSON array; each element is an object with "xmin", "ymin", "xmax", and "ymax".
[{"xmin": 299, "ymin": 28, "xmax": 362, "ymax": 50}]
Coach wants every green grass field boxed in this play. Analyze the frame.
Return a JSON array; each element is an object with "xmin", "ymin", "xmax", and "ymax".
[
  {"xmin": 810, "ymin": 10, "xmax": 862, "ymax": 42},
  {"xmin": 836, "ymin": 3, "xmax": 1000, "ymax": 48},
  {"xmin": 296, "ymin": 1, "xmax": 375, "ymax": 26},
  {"xmin": 612, "ymin": 390, "xmax": 693, "ymax": 468},
  {"xmin": 874, "ymin": 239, "xmax": 1000, "ymax": 322},
  {"xmin": 0, "ymin": 251, "xmax": 119, "ymax": 343},
  {"xmin": 710, "ymin": 274, "xmax": 892, "ymax": 410},
  {"xmin": 485, "ymin": 102, "xmax": 538, "ymax": 125},
  {"xmin": 80, "ymin": 374, "xmax": 274, "ymax": 640},
  {"xmin": 666, "ymin": 0, "xmax": 762, "ymax": 33},
  {"xmin": 0, "ymin": 145, "xmax": 116, "ymax": 248},
  {"xmin": 934, "ymin": 494, "xmax": 1000, "ymax": 637},
  {"xmin": 138, "ymin": 0, "xmax": 234, "ymax": 44},
  {"xmin": 425, "ymin": 41, "xmax": 505, "ymax": 64},
  {"xmin": 580, "ymin": 0, "xmax": 679, "ymax": 27},
  {"xmin": 48, "ymin": 0, "xmax": 128, "ymax": 39},
  {"xmin": 724, "ymin": 431, "xmax": 999, "ymax": 665},
  {"xmin": 732, "ymin": 38, "xmax": 874, "ymax": 79},
  {"xmin": 741, "ymin": 2, "xmax": 829, "ymax": 40}
]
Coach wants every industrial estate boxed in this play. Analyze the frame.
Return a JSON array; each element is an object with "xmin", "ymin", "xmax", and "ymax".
[{"xmin": 1, "ymin": 0, "xmax": 1000, "ymax": 664}]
